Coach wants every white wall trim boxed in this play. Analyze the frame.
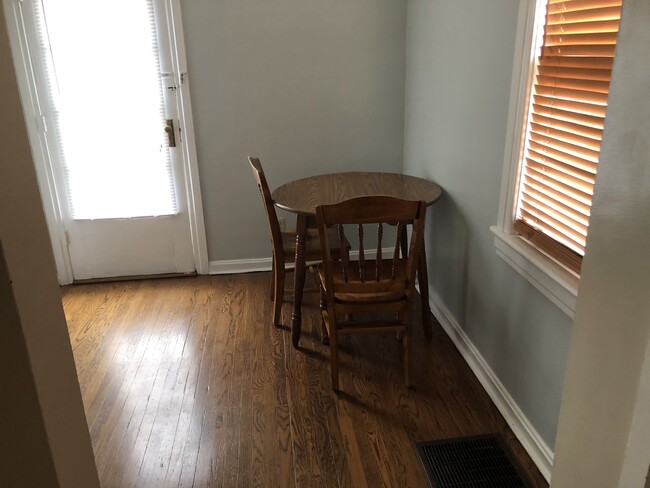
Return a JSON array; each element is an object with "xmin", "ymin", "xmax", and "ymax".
[
  {"xmin": 492, "ymin": 0, "xmax": 580, "ymax": 318},
  {"xmin": 166, "ymin": 0, "xmax": 209, "ymax": 275},
  {"xmin": 210, "ymin": 257, "xmax": 273, "ymax": 275},
  {"xmin": 424, "ymin": 286, "xmax": 554, "ymax": 482},
  {"xmin": 3, "ymin": 0, "xmax": 74, "ymax": 284},
  {"xmin": 210, "ymin": 248, "xmax": 394, "ymax": 275},
  {"xmin": 495, "ymin": 0, "xmax": 541, "ymax": 231},
  {"xmin": 491, "ymin": 226, "xmax": 578, "ymax": 318}
]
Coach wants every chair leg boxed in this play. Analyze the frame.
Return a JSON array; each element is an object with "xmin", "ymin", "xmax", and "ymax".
[
  {"xmin": 404, "ymin": 329, "xmax": 412, "ymax": 388},
  {"xmin": 272, "ymin": 260, "xmax": 285, "ymax": 328},
  {"xmin": 329, "ymin": 320, "xmax": 339, "ymax": 390},
  {"xmin": 269, "ymin": 259, "xmax": 275, "ymax": 301},
  {"xmin": 320, "ymin": 285, "xmax": 329, "ymax": 346},
  {"xmin": 403, "ymin": 306, "xmax": 413, "ymax": 387}
]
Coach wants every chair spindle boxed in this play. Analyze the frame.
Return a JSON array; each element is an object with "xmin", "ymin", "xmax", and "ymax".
[
  {"xmin": 376, "ymin": 223, "xmax": 383, "ymax": 281},
  {"xmin": 338, "ymin": 224, "xmax": 349, "ymax": 282},
  {"xmin": 392, "ymin": 222, "xmax": 404, "ymax": 280},
  {"xmin": 358, "ymin": 223, "xmax": 364, "ymax": 282}
]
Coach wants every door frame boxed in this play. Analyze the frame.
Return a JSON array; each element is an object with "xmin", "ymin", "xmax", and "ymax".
[{"xmin": 3, "ymin": 0, "xmax": 208, "ymax": 284}]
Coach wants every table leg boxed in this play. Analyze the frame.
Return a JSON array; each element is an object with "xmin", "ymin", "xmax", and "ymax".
[
  {"xmin": 291, "ymin": 215, "xmax": 308, "ymax": 348},
  {"xmin": 418, "ymin": 243, "xmax": 433, "ymax": 341}
]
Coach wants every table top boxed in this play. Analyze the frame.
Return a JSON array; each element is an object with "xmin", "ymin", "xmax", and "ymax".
[{"xmin": 272, "ymin": 172, "xmax": 443, "ymax": 215}]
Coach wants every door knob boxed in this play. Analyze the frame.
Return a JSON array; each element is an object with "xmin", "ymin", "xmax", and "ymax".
[{"xmin": 164, "ymin": 119, "xmax": 176, "ymax": 147}]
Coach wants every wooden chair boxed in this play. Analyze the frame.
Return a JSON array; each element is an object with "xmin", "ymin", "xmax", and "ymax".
[
  {"xmin": 248, "ymin": 157, "xmax": 348, "ymax": 328},
  {"xmin": 316, "ymin": 196, "xmax": 426, "ymax": 390}
]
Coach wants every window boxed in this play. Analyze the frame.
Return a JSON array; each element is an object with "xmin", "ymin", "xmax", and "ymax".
[
  {"xmin": 35, "ymin": 0, "xmax": 178, "ymax": 220},
  {"xmin": 514, "ymin": 0, "xmax": 622, "ymax": 274},
  {"xmin": 492, "ymin": 0, "xmax": 623, "ymax": 316},
  {"xmin": 13, "ymin": 0, "xmax": 178, "ymax": 220}
]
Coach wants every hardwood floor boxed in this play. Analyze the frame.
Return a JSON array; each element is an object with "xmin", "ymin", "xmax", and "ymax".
[{"xmin": 62, "ymin": 273, "xmax": 548, "ymax": 488}]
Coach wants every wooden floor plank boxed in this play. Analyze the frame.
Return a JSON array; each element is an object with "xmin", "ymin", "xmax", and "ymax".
[
  {"xmin": 93, "ymin": 281, "xmax": 172, "ymax": 486},
  {"xmin": 135, "ymin": 283, "xmax": 205, "ymax": 487},
  {"xmin": 270, "ymin": 312, "xmax": 296, "ymax": 488},
  {"xmin": 62, "ymin": 273, "xmax": 549, "ymax": 488},
  {"xmin": 190, "ymin": 275, "xmax": 241, "ymax": 488},
  {"xmin": 162, "ymin": 283, "xmax": 216, "ymax": 487},
  {"xmin": 248, "ymin": 277, "xmax": 283, "ymax": 488}
]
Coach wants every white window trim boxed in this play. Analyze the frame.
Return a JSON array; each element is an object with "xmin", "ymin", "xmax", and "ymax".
[{"xmin": 493, "ymin": 0, "xmax": 579, "ymax": 318}]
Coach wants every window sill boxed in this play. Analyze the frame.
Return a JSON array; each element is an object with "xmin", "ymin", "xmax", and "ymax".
[{"xmin": 490, "ymin": 226, "xmax": 579, "ymax": 318}]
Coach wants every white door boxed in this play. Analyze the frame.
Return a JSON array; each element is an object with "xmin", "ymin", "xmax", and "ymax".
[{"xmin": 6, "ymin": 0, "xmax": 206, "ymax": 282}]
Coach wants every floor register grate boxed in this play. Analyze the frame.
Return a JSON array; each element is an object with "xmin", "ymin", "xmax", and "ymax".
[{"xmin": 415, "ymin": 434, "xmax": 533, "ymax": 488}]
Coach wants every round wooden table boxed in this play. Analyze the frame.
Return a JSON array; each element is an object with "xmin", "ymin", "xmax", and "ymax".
[{"xmin": 272, "ymin": 172, "xmax": 442, "ymax": 348}]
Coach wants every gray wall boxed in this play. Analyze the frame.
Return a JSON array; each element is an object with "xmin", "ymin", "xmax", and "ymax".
[
  {"xmin": 403, "ymin": 0, "xmax": 572, "ymax": 448},
  {"xmin": 181, "ymin": 0, "xmax": 407, "ymax": 261}
]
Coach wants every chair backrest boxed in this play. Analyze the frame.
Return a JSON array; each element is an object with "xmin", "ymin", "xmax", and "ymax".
[
  {"xmin": 248, "ymin": 157, "xmax": 284, "ymax": 261},
  {"xmin": 316, "ymin": 196, "xmax": 426, "ymax": 301}
]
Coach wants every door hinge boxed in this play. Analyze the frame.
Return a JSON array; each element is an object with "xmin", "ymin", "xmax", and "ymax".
[
  {"xmin": 64, "ymin": 230, "xmax": 71, "ymax": 247},
  {"xmin": 162, "ymin": 72, "xmax": 177, "ymax": 92}
]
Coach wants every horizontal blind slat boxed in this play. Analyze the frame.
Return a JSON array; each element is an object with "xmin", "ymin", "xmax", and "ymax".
[
  {"xmin": 521, "ymin": 189, "xmax": 590, "ymax": 226},
  {"xmin": 545, "ymin": 32, "xmax": 619, "ymax": 46},
  {"xmin": 547, "ymin": 0, "xmax": 622, "ymax": 13},
  {"xmin": 530, "ymin": 122, "xmax": 601, "ymax": 151},
  {"xmin": 537, "ymin": 65, "xmax": 611, "ymax": 81},
  {"xmin": 548, "ymin": 0, "xmax": 621, "ymax": 5},
  {"xmin": 534, "ymin": 84, "xmax": 609, "ymax": 105},
  {"xmin": 524, "ymin": 160, "xmax": 594, "ymax": 194},
  {"xmin": 531, "ymin": 103, "xmax": 604, "ymax": 128},
  {"xmin": 545, "ymin": 19, "xmax": 621, "ymax": 35},
  {"xmin": 523, "ymin": 166, "xmax": 592, "ymax": 203},
  {"xmin": 522, "ymin": 183, "xmax": 592, "ymax": 218},
  {"xmin": 527, "ymin": 149, "xmax": 597, "ymax": 178},
  {"xmin": 520, "ymin": 208, "xmax": 586, "ymax": 249},
  {"xmin": 530, "ymin": 113, "xmax": 602, "ymax": 140},
  {"xmin": 541, "ymin": 44, "xmax": 616, "ymax": 57},
  {"xmin": 522, "ymin": 182, "xmax": 592, "ymax": 217},
  {"xmin": 526, "ymin": 155, "xmax": 596, "ymax": 184},
  {"xmin": 546, "ymin": 6, "xmax": 622, "ymax": 25},
  {"xmin": 528, "ymin": 140, "xmax": 598, "ymax": 173},
  {"xmin": 529, "ymin": 131, "xmax": 601, "ymax": 162},
  {"xmin": 521, "ymin": 200, "xmax": 589, "ymax": 237},
  {"xmin": 525, "ymin": 159, "xmax": 595, "ymax": 193},
  {"xmin": 538, "ymin": 55, "xmax": 613, "ymax": 69},
  {"xmin": 536, "ymin": 75, "xmax": 610, "ymax": 93},
  {"xmin": 533, "ymin": 94, "xmax": 607, "ymax": 117}
]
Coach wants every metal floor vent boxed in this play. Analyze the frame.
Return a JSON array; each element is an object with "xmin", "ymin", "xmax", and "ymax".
[{"xmin": 415, "ymin": 434, "xmax": 532, "ymax": 488}]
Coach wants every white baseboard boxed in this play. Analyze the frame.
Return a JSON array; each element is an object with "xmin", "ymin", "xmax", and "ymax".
[
  {"xmin": 209, "ymin": 248, "xmax": 394, "ymax": 275},
  {"xmin": 209, "ymin": 257, "xmax": 273, "ymax": 275},
  {"xmin": 423, "ymin": 286, "xmax": 554, "ymax": 482}
]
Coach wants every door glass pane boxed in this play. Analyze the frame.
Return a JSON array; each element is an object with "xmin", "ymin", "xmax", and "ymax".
[{"xmin": 41, "ymin": 0, "xmax": 176, "ymax": 219}]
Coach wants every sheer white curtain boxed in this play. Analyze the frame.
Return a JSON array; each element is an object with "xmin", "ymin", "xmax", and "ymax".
[{"xmin": 38, "ymin": 0, "xmax": 177, "ymax": 219}]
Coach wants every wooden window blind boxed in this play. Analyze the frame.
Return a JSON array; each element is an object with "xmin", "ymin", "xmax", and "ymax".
[{"xmin": 514, "ymin": 0, "xmax": 623, "ymax": 273}]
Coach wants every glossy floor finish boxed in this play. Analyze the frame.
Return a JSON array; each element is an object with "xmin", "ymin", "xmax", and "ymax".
[{"xmin": 62, "ymin": 274, "xmax": 548, "ymax": 488}]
